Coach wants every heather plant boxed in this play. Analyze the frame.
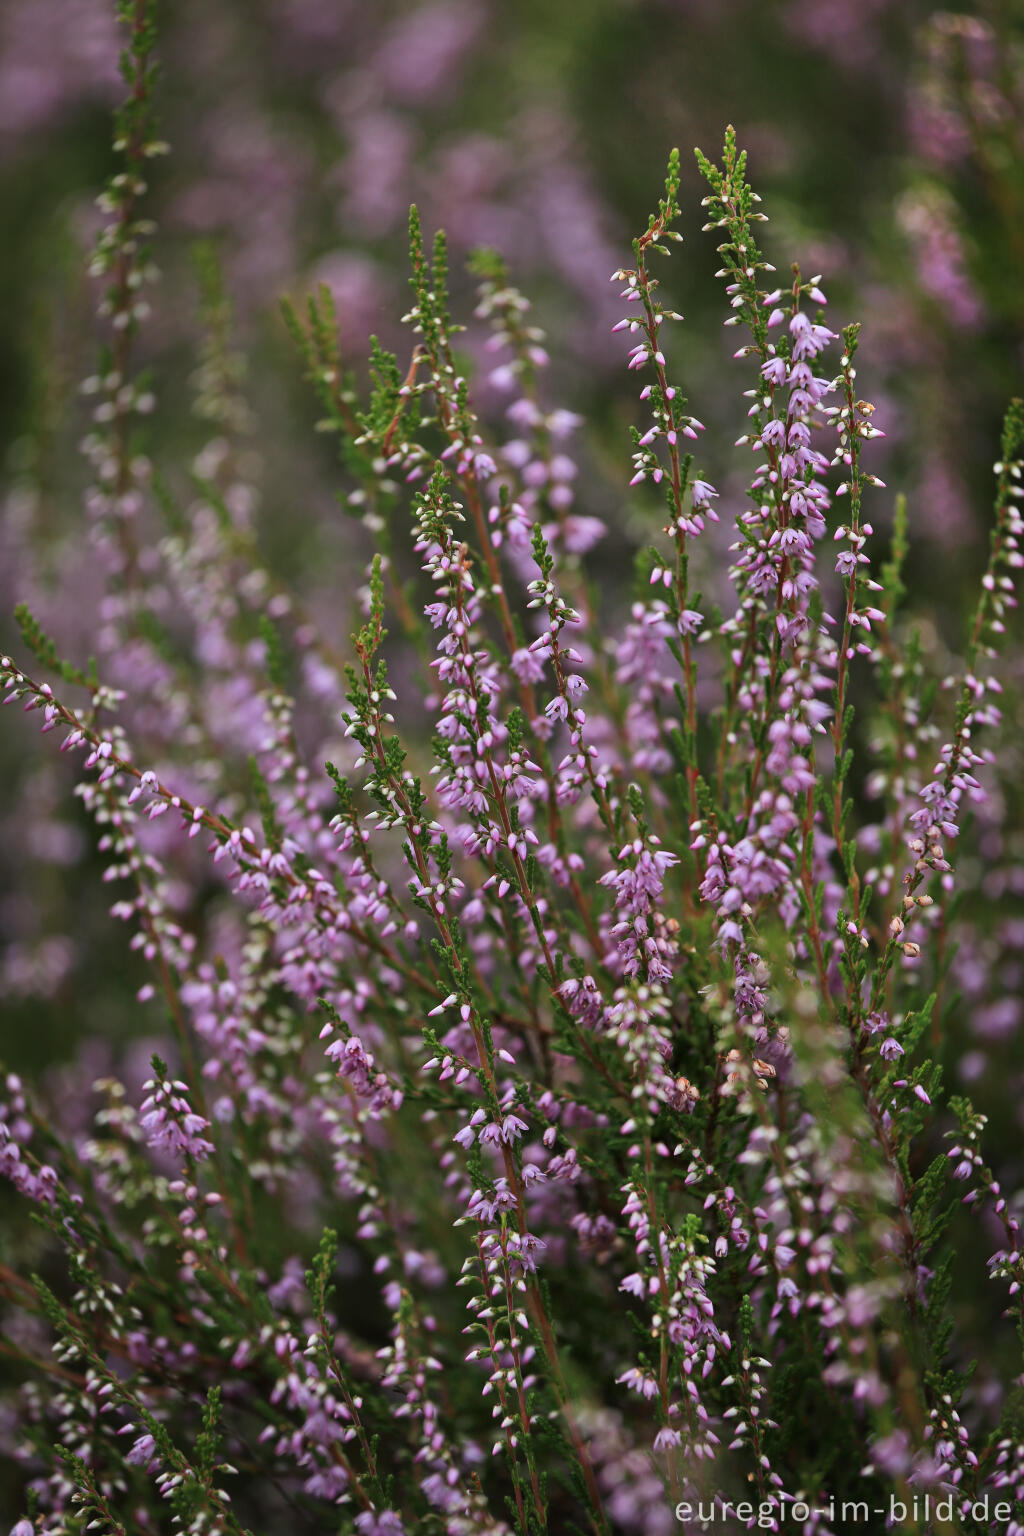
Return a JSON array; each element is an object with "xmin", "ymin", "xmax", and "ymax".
[{"xmin": 4, "ymin": 7, "xmax": 1024, "ymax": 1536}]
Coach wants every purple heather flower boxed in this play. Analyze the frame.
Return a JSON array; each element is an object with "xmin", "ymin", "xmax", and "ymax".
[
  {"xmin": 355, "ymin": 1513, "xmax": 406, "ymax": 1536},
  {"xmin": 139, "ymin": 1073, "xmax": 214, "ymax": 1162},
  {"xmin": 124, "ymin": 1431, "xmax": 159, "ymax": 1469}
]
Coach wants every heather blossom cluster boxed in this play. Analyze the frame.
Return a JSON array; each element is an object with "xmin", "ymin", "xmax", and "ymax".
[{"xmin": 2, "ymin": 7, "xmax": 1024, "ymax": 1536}]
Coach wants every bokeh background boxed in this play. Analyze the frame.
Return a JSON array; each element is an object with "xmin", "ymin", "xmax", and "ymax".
[{"xmin": 1, "ymin": 0, "xmax": 1023, "ymax": 1498}]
